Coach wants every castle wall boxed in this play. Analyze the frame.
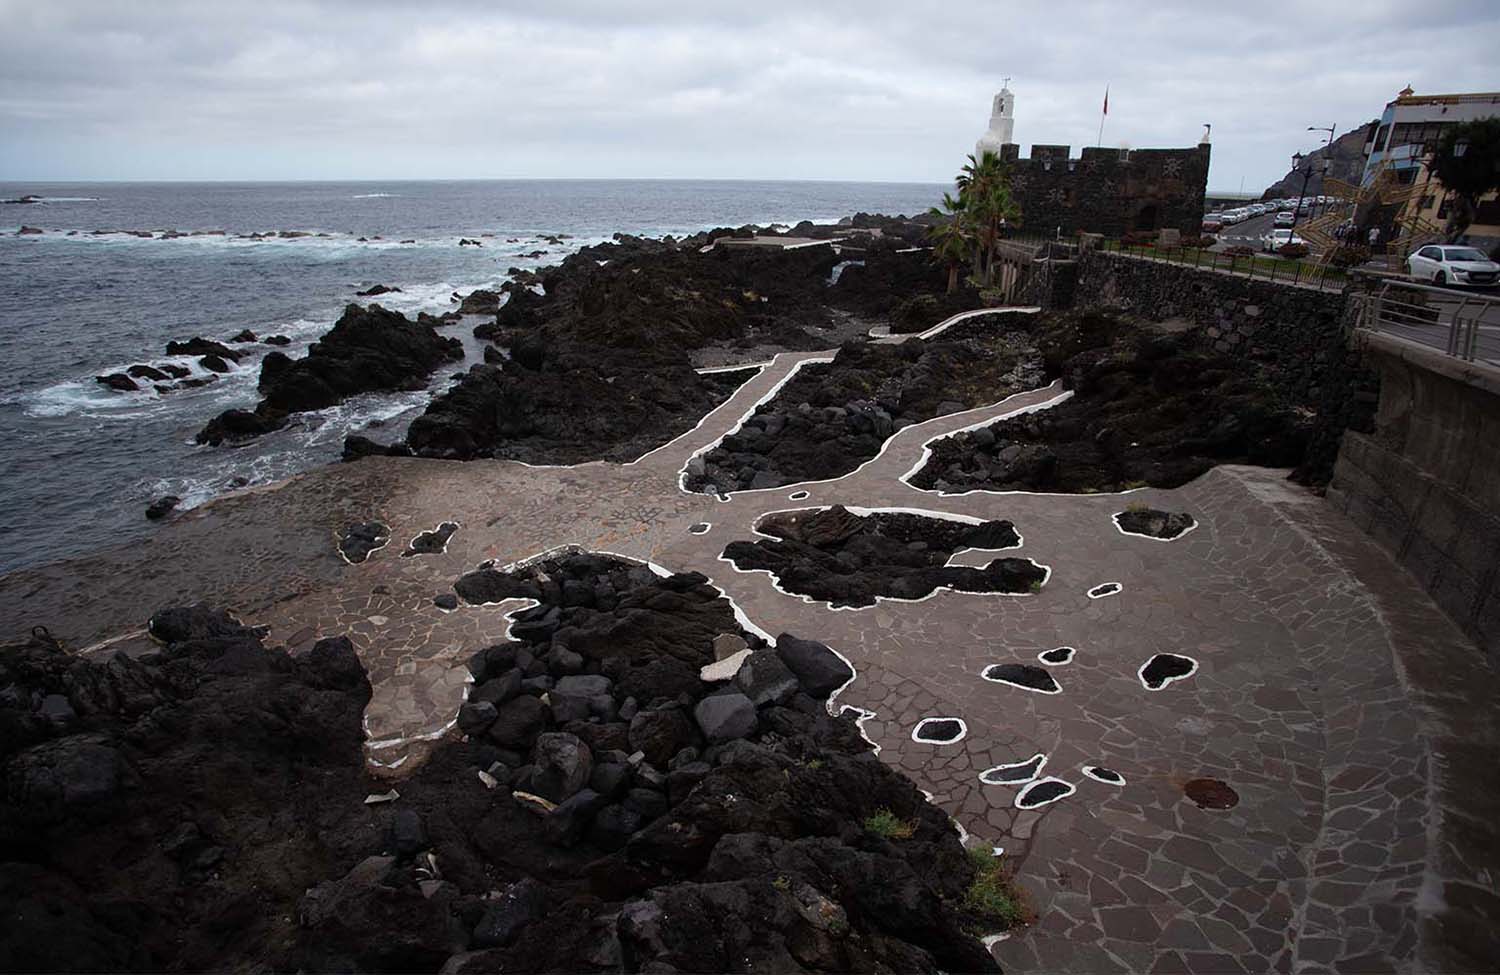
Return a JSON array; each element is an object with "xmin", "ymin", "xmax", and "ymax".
[{"xmin": 1004, "ymin": 144, "xmax": 1210, "ymax": 237}]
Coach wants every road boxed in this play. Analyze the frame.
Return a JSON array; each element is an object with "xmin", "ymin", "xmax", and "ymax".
[{"xmin": 1372, "ymin": 289, "xmax": 1500, "ymax": 366}]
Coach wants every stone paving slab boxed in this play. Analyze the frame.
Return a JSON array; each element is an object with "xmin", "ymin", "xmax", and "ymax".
[{"xmin": 1, "ymin": 308, "xmax": 1495, "ymax": 971}]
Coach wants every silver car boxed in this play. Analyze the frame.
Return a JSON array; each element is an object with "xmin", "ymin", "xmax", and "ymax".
[{"xmin": 1407, "ymin": 245, "xmax": 1500, "ymax": 288}]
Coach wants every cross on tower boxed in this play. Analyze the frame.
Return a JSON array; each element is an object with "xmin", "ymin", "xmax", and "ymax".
[{"xmin": 1002, "ymin": 76, "xmax": 1011, "ymax": 89}]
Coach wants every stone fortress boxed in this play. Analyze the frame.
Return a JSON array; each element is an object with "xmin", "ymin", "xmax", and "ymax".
[{"xmin": 976, "ymin": 85, "xmax": 1211, "ymax": 238}]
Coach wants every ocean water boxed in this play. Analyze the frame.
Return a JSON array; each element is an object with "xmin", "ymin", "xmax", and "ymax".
[{"xmin": 0, "ymin": 179, "xmax": 943, "ymax": 574}]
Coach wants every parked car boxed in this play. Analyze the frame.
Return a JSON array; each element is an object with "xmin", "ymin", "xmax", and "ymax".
[
  {"xmin": 1202, "ymin": 215, "xmax": 1224, "ymax": 233},
  {"xmin": 1274, "ymin": 211, "xmax": 1295, "ymax": 228},
  {"xmin": 1406, "ymin": 245, "xmax": 1500, "ymax": 287},
  {"xmin": 1261, "ymin": 229, "xmax": 1306, "ymax": 253}
]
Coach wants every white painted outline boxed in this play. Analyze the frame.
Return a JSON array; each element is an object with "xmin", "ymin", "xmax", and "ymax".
[
  {"xmin": 911, "ymin": 716, "xmax": 968, "ymax": 745},
  {"xmin": 1082, "ymin": 765, "xmax": 1126, "ymax": 786},
  {"xmin": 1111, "ymin": 509, "xmax": 1200, "ymax": 542},
  {"xmin": 979, "ymin": 752, "xmax": 1048, "ymax": 786},
  {"xmin": 1137, "ymin": 652, "xmax": 1199, "ymax": 691},
  {"xmin": 675, "ymin": 352, "xmax": 836, "ymax": 493},
  {"xmin": 688, "ymin": 521, "xmax": 712, "ymax": 535},
  {"xmin": 694, "ymin": 361, "xmax": 772, "ymax": 375},
  {"xmin": 1037, "ymin": 646, "xmax": 1076, "ymax": 666},
  {"xmin": 402, "ymin": 519, "xmax": 461, "ymax": 557},
  {"xmin": 716, "ymin": 504, "xmax": 1051, "ymax": 613},
  {"xmin": 788, "ymin": 490, "xmax": 809, "ymax": 501},
  {"xmin": 1014, "ymin": 776, "xmax": 1076, "ymax": 810},
  {"xmin": 868, "ymin": 306, "xmax": 1042, "ymax": 342},
  {"xmin": 980, "ymin": 662, "xmax": 1063, "ymax": 695},
  {"xmin": 1087, "ymin": 582, "xmax": 1122, "ymax": 599}
]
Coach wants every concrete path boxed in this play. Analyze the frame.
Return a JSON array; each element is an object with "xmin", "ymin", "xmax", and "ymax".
[{"xmin": 1, "ymin": 307, "xmax": 1494, "ymax": 972}]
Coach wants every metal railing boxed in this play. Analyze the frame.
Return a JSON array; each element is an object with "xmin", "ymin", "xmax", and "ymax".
[
  {"xmin": 1357, "ymin": 279, "xmax": 1500, "ymax": 364},
  {"xmin": 1098, "ymin": 239, "xmax": 1348, "ymax": 293}
]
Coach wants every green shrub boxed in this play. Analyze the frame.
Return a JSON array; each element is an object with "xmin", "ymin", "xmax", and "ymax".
[
  {"xmin": 962, "ymin": 848, "xmax": 1028, "ymax": 930},
  {"xmin": 863, "ymin": 808, "xmax": 916, "ymax": 840}
]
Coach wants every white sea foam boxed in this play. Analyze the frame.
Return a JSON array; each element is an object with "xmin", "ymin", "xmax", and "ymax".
[{"xmin": 350, "ymin": 193, "xmax": 399, "ymax": 199}]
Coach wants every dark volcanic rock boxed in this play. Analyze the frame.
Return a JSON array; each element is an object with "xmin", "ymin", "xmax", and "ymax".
[
  {"xmin": 0, "ymin": 546, "xmax": 1014, "ymax": 971},
  {"xmin": 144, "ymin": 495, "xmax": 180, "ymax": 520},
  {"xmin": 197, "ymin": 304, "xmax": 462, "ymax": 445},
  {"xmin": 910, "ymin": 309, "xmax": 1313, "ymax": 494},
  {"xmin": 166, "ymin": 337, "xmax": 243, "ymax": 361},
  {"xmin": 337, "ymin": 521, "xmax": 390, "ymax": 564},
  {"xmin": 1116, "ymin": 507, "xmax": 1196, "ymax": 539},
  {"xmin": 126, "ymin": 364, "xmax": 170, "ymax": 381},
  {"xmin": 95, "ymin": 373, "xmax": 138, "ymax": 392},
  {"xmin": 722, "ymin": 505, "xmax": 1041, "ymax": 608},
  {"xmin": 684, "ymin": 322, "xmax": 1044, "ymax": 493},
  {"xmin": 403, "ymin": 521, "xmax": 459, "ymax": 556},
  {"xmin": 775, "ymin": 633, "xmax": 853, "ymax": 698},
  {"xmin": 0, "ymin": 610, "xmax": 372, "ymax": 973},
  {"xmin": 355, "ymin": 284, "xmax": 401, "ymax": 297},
  {"xmin": 403, "ymin": 358, "xmax": 746, "ymax": 464}
]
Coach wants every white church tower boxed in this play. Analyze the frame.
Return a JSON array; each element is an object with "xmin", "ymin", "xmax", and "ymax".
[{"xmin": 975, "ymin": 84, "xmax": 1015, "ymax": 159}]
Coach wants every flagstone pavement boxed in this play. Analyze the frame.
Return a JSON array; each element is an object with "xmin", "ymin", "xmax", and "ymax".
[{"xmin": 1, "ymin": 308, "xmax": 1495, "ymax": 973}]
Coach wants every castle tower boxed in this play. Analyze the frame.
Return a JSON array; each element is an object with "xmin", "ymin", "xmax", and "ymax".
[{"xmin": 975, "ymin": 85, "xmax": 1015, "ymax": 159}]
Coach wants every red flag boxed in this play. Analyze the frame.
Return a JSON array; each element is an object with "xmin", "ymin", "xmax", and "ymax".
[{"xmin": 1103, "ymin": 86, "xmax": 1109, "ymax": 116}]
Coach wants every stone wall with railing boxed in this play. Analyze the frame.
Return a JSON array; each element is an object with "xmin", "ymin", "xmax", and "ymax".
[{"xmin": 1061, "ymin": 249, "xmax": 1379, "ymax": 485}]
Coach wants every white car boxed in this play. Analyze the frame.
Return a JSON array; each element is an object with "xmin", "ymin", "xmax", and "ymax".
[
  {"xmin": 1274, "ymin": 211, "xmax": 1295, "ymax": 228},
  {"xmin": 1407, "ymin": 245, "xmax": 1500, "ymax": 287},
  {"xmin": 1262, "ymin": 229, "xmax": 1306, "ymax": 253}
]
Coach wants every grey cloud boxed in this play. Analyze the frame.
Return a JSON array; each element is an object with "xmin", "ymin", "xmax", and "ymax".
[{"xmin": 0, "ymin": 0, "xmax": 1496, "ymax": 186}]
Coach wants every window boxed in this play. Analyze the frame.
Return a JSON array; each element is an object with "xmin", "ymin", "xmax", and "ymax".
[
  {"xmin": 1437, "ymin": 197, "xmax": 1451, "ymax": 219},
  {"xmin": 1419, "ymin": 247, "xmax": 1441, "ymax": 259},
  {"xmin": 1419, "ymin": 194, "xmax": 1435, "ymax": 211},
  {"xmin": 1443, "ymin": 247, "xmax": 1487, "ymax": 262}
]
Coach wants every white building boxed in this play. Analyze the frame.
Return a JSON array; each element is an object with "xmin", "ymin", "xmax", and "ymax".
[{"xmin": 975, "ymin": 86, "xmax": 1015, "ymax": 160}]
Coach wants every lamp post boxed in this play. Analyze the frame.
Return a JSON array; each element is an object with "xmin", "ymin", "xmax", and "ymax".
[{"xmin": 1308, "ymin": 124, "xmax": 1336, "ymax": 215}]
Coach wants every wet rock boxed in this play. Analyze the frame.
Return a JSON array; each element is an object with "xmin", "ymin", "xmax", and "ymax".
[
  {"xmin": 144, "ymin": 495, "xmax": 180, "ymax": 520},
  {"xmin": 263, "ymin": 334, "xmax": 291, "ymax": 346},
  {"xmin": 198, "ymin": 304, "xmax": 462, "ymax": 445},
  {"xmin": 166, "ymin": 337, "xmax": 243, "ymax": 361},
  {"xmin": 198, "ymin": 354, "xmax": 231, "ymax": 373},
  {"xmin": 229, "ymin": 329, "xmax": 258, "ymax": 343},
  {"xmin": 355, "ymin": 284, "xmax": 402, "ymax": 297},
  {"xmin": 126, "ymin": 364, "xmax": 170, "ymax": 381},
  {"xmin": 95, "ymin": 373, "xmax": 139, "ymax": 392},
  {"xmin": 434, "ymin": 592, "xmax": 459, "ymax": 610}
]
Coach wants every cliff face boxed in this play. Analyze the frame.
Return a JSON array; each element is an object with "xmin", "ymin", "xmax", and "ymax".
[{"xmin": 1260, "ymin": 121, "xmax": 1377, "ymax": 200}]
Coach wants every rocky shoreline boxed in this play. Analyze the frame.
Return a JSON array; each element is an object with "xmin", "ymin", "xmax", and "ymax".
[{"xmin": 1, "ymin": 559, "xmax": 1011, "ymax": 972}]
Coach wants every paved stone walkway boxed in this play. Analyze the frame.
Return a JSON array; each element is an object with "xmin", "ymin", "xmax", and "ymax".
[{"xmin": 2, "ymin": 307, "xmax": 1495, "ymax": 972}]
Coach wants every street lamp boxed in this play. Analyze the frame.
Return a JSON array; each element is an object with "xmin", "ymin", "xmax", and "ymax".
[
  {"xmin": 1307, "ymin": 125, "xmax": 1336, "ymax": 216},
  {"xmin": 1288, "ymin": 151, "xmax": 1323, "ymax": 237}
]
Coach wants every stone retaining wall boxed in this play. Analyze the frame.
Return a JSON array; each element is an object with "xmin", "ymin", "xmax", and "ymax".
[
  {"xmin": 1065, "ymin": 251, "xmax": 1379, "ymax": 484},
  {"xmin": 1327, "ymin": 333, "xmax": 1500, "ymax": 659}
]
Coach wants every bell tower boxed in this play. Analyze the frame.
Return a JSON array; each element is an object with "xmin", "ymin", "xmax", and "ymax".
[{"xmin": 976, "ymin": 82, "xmax": 1015, "ymax": 159}]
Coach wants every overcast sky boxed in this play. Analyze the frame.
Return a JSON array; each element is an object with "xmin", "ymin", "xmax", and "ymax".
[{"xmin": 1, "ymin": 0, "xmax": 1496, "ymax": 192}]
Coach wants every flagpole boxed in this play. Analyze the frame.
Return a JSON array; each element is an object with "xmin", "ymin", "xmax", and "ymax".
[{"xmin": 1097, "ymin": 84, "xmax": 1108, "ymax": 147}]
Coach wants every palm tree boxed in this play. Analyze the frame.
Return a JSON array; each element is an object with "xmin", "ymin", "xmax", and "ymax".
[
  {"xmin": 945, "ymin": 151, "xmax": 1020, "ymax": 287},
  {"xmin": 927, "ymin": 192, "xmax": 970, "ymax": 294}
]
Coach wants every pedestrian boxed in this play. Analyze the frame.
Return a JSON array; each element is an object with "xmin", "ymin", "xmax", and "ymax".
[{"xmin": 1367, "ymin": 226, "xmax": 1381, "ymax": 251}]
